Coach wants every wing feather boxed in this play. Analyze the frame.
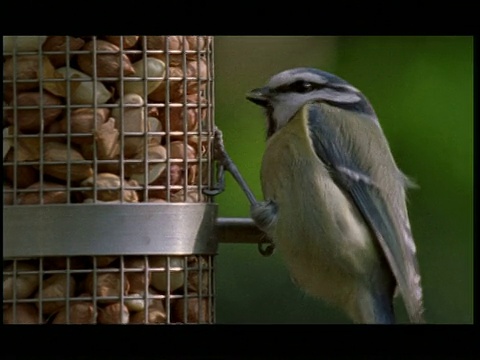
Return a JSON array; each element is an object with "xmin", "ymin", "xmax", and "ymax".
[{"xmin": 306, "ymin": 103, "xmax": 424, "ymax": 323}]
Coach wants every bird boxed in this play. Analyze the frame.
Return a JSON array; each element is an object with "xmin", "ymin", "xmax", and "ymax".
[{"xmin": 244, "ymin": 67, "xmax": 424, "ymax": 324}]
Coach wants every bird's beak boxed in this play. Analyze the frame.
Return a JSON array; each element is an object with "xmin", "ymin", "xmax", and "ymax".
[{"xmin": 246, "ymin": 87, "xmax": 270, "ymax": 107}]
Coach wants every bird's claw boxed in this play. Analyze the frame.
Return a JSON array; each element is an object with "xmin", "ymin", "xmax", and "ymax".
[
  {"xmin": 202, "ymin": 162, "xmax": 225, "ymax": 196},
  {"xmin": 202, "ymin": 127, "xmax": 228, "ymax": 197}
]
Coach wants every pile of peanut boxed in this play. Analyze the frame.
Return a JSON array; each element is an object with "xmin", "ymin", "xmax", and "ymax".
[
  {"xmin": 3, "ymin": 36, "xmax": 212, "ymax": 205},
  {"xmin": 3, "ymin": 255, "xmax": 212, "ymax": 324}
]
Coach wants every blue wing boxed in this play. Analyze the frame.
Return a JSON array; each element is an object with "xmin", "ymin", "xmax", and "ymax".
[{"xmin": 306, "ymin": 102, "xmax": 424, "ymax": 323}]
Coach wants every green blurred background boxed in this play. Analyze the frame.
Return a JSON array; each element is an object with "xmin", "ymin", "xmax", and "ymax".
[{"xmin": 212, "ymin": 36, "xmax": 473, "ymax": 324}]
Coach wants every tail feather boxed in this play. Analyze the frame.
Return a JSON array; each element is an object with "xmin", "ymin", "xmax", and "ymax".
[{"xmin": 350, "ymin": 288, "xmax": 395, "ymax": 324}]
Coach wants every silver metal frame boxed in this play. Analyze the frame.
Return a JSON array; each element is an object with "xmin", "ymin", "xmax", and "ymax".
[{"xmin": 3, "ymin": 203, "xmax": 218, "ymax": 258}]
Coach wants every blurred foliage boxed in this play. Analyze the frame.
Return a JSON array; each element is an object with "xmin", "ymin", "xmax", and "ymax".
[{"xmin": 213, "ymin": 36, "xmax": 473, "ymax": 324}]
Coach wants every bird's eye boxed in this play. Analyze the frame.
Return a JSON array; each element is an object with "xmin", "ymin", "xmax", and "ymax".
[
  {"xmin": 274, "ymin": 80, "xmax": 319, "ymax": 94},
  {"xmin": 292, "ymin": 80, "xmax": 314, "ymax": 93}
]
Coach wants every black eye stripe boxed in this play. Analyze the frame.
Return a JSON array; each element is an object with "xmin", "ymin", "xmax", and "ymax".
[{"xmin": 274, "ymin": 80, "xmax": 326, "ymax": 94}]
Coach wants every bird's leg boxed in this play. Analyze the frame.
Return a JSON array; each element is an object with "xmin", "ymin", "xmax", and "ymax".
[
  {"xmin": 204, "ymin": 126, "xmax": 258, "ymax": 205},
  {"xmin": 205, "ymin": 126, "xmax": 276, "ymax": 256}
]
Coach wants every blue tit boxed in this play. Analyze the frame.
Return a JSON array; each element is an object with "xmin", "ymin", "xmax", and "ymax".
[{"xmin": 246, "ymin": 67, "xmax": 424, "ymax": 324}]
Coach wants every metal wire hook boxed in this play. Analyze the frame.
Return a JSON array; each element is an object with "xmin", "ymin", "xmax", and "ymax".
[{"xmin": 258, "ymin": 240, "xmax": 276, "ymax": 257}]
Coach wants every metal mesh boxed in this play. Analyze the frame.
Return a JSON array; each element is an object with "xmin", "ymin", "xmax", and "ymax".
[
  {"xmin": 3, "ymin": 36, "xmax": 216, "ymax": 324},
  {"xmin": 3, "ymin": 35, "xmax": 214, "ymax": 204},
  {"xmin": 3, "ymin": 255, "xmax": 215, "ymax": 324}
]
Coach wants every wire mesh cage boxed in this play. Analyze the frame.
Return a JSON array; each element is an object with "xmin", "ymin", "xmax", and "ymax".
[{"xmin": 3, "ymin": 35, "xmax": 217, "ymax": 324}]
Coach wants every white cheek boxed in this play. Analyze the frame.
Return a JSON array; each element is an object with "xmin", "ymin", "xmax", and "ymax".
[
  {"xmin": 272, "ymin": 97, "xmax": 305, "ymax": 130},
  {"xmin": 272, "ymin": 105, "xmax": 291, "ymax": 130}
]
